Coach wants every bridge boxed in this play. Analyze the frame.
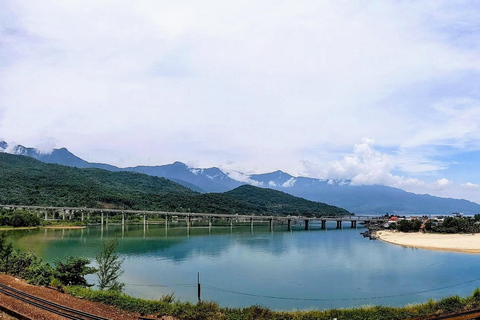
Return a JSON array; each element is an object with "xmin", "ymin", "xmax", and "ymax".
[{"xmin": 0, "ymin": 204, "xmax": 387, "ymax": 231}]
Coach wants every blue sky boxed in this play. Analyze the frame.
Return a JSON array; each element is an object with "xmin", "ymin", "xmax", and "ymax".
[{"xmin": 1, "ymin": 1, "xmax": 480, "ymax": 203}]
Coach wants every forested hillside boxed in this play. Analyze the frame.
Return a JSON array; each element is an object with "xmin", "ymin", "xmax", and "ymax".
[{"xmin": 0, "ymin": 153, "xmax": 349, "ymax": 217}]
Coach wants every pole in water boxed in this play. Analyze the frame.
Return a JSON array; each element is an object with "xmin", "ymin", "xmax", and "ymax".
[{"xmin": 197, "ymin": 272, "xmax": 201, "ymax": 303}]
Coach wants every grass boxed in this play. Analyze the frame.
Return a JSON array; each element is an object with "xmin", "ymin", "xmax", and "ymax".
[{"xmin": 65, "ymin": 286, "xmax": 480, "ymax": 320}]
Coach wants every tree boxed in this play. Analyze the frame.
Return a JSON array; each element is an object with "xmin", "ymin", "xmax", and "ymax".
[
  {"xmin": 96, "ymin": 238, "xmax": 124, "ymax": 292},
  {"xmin": 54, "ymin": 256, "xmax": 96, "ymax": 287}
]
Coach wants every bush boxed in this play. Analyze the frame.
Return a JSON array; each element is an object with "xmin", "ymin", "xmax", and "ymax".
[
  {"xmin": 397, "ymin": 219, "xmax": 422, "ymax": 232},
  {"xmin": 54, "ymin": 256, "xmax": 96, "ymax": 287},
  {"xmin": 0, "ymin": 209, "xmax": 41, "ymax": 227}
]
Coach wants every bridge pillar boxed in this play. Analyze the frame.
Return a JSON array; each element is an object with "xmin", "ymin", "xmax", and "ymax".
[
  {"xmin": 101, "ymin": 211, "xmax": 104, "ymax": 225},
  {"xmin": 250, "ymin": 217, "xmax": 254, "ymax": 229},
  {"xmin": 351, "ymin": 221, "xmax": 356, "ymax": 228},
  {"xmin": 122, "ymin": 212, "xmax": 125, "ymax": 226},
  {"xmin": 87, "ymin": 212, "xmax": 90, "ymax": 220},
  {"xmin": 305, "ymin": 219, "xmax": 310, "ymax": 230},
  {"xmin": 321, "ymin": 220, "xmax": 326, "ymax": 230},
  {"xmin": 336, "ymin": 220, "xmax": 342, "ymax": 229},
  {"xmin": 209, "ymin": 216, "xmax": 213, "ymax": 229},
  {"xmin": 269, "ymin": 218, "xmax": 273, "ymax": 231},
  {"xmin": 62, "ymin": 209, "xmax": 66, "ymax": 220},
  {"xmin": 230, "ymin": 218, "xmax": 233, "ymax": 227},
  {"xmin": 287, "ymin": 219, "xmax": 292, "ymax": 231},
  {"xmin": 187, "ymin": 215, "xmax": 191, "ymax": 227},
  {"xmin": 143, "ymin": 213, "xmax": 146, "ymax": 227},
  {"xmin": 165, "ymin": 214, "xmax": 168, "ymax": 228},
  {"xmin": 106, "ymin": 212, "xmax": 108, "ymax": 225},
  {"xmin": 81, "ymin": 211, "xmax": 84, "ymax": 222},
  {"xmin": 45, "ymin": 210, "xmax": 48, "ymax": 221}
]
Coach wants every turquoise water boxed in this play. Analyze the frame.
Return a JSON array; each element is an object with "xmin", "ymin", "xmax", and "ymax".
[{"xmin": 5, "ymin": 222, "xmax": 480, "ymax": 311}]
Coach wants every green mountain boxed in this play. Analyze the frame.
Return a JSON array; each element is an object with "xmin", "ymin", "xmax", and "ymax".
[
  {"xmin": 0, "ymin": 153, "xmax": 349, "ymax": 217},
  {"xmin": 225, "ymin": 185, "xmax": 350, "ymax": 216}
]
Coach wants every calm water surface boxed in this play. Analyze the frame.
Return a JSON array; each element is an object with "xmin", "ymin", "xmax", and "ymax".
[{"xmin": 5, "ymin": 222, "xmax": 480, "ymax": 310}]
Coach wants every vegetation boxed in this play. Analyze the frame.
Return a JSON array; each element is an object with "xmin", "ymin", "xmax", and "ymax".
[
  {"xmin": 425, "ymin": 216, "xmax": 480, "ymax": 233},
  {"xmin": 0, "ymin": 233, "xmax": 95, "ymax": 287},
  {"xmin": 96, "ymin": 238, "xmax": 124, "ymax": 292},
  {"xmin": 66, "ymin": 286, "xmax": 480, "ymax": 320},
  {"xmin": 0, "ymin": 153, "xmax": 350, "ymax": 217},
  {"xmin": 396, "ymin": 219, "xmax": 422, "ymax": 232},
  {"xmin": 0, "ymin": 208, "xmax": 40, "ymax": 227},
  {"xmin": 54, "ymin": 256, "xmax": 96, "ymax": 287}
]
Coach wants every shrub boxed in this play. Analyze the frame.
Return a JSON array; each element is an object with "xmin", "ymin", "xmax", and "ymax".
[
  {"xmin": 96, "ymin": 238, "xmax": 124, "ymax": 292},
  {"xmin": 54, "ymin": 256, "xmax": 96, "ymax": 287}
]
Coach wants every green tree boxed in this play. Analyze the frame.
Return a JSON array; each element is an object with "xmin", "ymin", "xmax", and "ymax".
[
  {"xmin": 54, "ymin": 256, "xmax": 96, "ymax": 287},
  {"xmin": 96, "ymin": 238, "xmax": 124, "ymax": 292}
]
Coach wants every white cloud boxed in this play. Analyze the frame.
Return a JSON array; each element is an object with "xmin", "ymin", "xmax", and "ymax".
[
  {"xmin": 433, "ymin": 178, "xmax": 451, "ymax": 190},
  {"xmin": 268, "ymin": 181, "xmax": 277, "ymax": 187},
  {"xmin": 461, "ymin": 182, "xmax": 480, "ymax": 189},
  {"xmin": 222, "ymin": 170, "xmax": 263, "ymax": 187},
  {"xmin": 282, "ymin": 178, "xmax": 297, "ymax": 188}
]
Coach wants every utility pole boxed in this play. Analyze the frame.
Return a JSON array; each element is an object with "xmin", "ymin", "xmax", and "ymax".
[{"xmin": 197, "ymin": 272, "xmax": 201, "ymax": 303}]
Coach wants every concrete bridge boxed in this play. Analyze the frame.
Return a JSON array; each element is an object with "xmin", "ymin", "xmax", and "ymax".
[{"xmin": 0, "ymin": 204, "xmax": 387, "ymax": 230}]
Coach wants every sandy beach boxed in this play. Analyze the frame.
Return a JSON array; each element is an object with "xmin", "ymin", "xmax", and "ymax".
[{"xmin": 376, "ymin": 230, "xmax": 480, "ymax": 254}]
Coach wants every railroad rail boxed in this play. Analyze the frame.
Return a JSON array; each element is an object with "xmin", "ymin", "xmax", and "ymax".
[{"xmin": 0, "ymin": 283, "xmax": 109, "ymax": 320}]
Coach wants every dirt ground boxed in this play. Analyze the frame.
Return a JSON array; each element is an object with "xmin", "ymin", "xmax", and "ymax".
[{"xmin": 0, "ymin": 274, "xmax": 177, "ymax": 320}]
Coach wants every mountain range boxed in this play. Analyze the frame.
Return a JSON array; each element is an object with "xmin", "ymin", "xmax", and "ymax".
[
  {"xmin": 0, "ymin": 152, "xmax": 349, "ymax": 217},
  {"xmin": 2, "ymin": 141, "xmax": 479, "ymax": 215}
]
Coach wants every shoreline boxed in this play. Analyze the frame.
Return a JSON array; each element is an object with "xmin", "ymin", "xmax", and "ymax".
[
  {"xmin": 0, "ymin": 225, "xmax": 86, "ymax": 231},
  {"xmin": 376, "ymin": 230, "xmax": 480, "ymax": 254},
  {"xmin": 42, "ymin": 225, "xmax": 86, "ymax": 229}
]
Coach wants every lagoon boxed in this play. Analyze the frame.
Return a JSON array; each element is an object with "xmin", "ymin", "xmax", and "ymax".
[{"xmin": 5, "ymin": 222, "xmax": 480, "ymax": 311}]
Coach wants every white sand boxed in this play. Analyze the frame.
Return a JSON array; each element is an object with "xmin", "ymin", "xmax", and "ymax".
[{"xmin": 376, "ymin": 230, "xmax": 480, "ymax": 254}]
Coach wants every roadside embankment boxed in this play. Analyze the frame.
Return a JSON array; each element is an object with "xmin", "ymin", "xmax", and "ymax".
[{"xmin": 376, "ymin": 230, "xmax": 480, "ymax": 253}]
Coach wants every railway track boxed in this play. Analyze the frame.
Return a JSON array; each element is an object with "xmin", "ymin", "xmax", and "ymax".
[
  {"xmin": 0, "ymin": 283, "xmax": 109, "ymax": 320},
  {"xmin": 408, "ymin": 308, "xmax": 480, "ymax": 320}
]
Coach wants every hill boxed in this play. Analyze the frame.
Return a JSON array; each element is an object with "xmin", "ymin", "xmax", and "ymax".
[{"xmin": 0, "ymin": 153, "xmax": 348, "ymax": 216}]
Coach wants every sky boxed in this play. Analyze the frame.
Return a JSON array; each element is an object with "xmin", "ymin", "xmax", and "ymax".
[{"xmin": 1, "ymin": 1, "xmax": 480, "ymax": 203}]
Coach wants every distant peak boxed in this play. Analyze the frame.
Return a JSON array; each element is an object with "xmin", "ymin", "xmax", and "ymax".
[{"xmin": 171, "ymin": 161, "xmax": 188, "ymax": 167}]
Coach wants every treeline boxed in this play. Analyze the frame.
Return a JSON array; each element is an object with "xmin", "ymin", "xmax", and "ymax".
[
  {"xmin": 0, "ymin": 208, "xmax": 40, "ymax": 227},
  {"xmin": 426, "ymin": 216, "xmax": 480, "ymax": 233},
  {"xmin": 0, "ymin": 153, "xmax": 350, "ymax": 217}
]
